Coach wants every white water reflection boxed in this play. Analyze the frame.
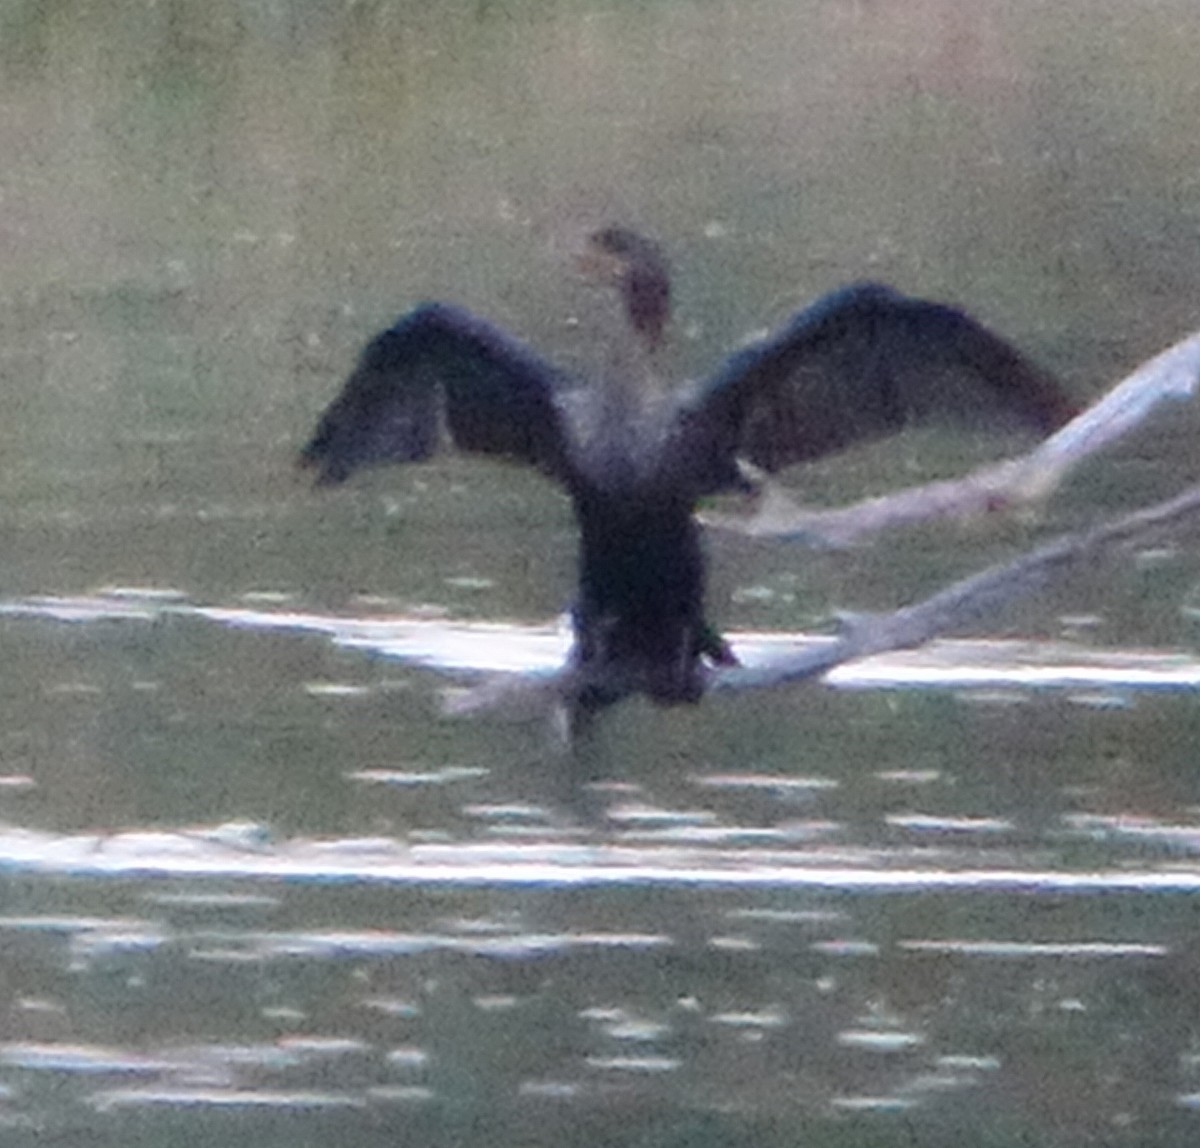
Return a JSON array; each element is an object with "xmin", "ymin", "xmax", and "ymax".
[
  {"xmin": 3, "ymin": 589, "xmax": 1200, "ymax": 694},
  {"xmin": 0, "ymin": 831, "xmax": 1190, "ymax": 1132},
  {"xmin": 584, "ymin": 1055, "xmax": 680, "ymax": 1073},
  {"xmin": 898, "ymin": 940, "xmax": 1167, "ymax": 958},
  {"xmin": 2, "ymin": 588, "xmax": 1199, "ymax": 1138},
  {"xmin": 2, "ymin": 823, "xmax": 1200, "ymax": 892},
  {"xmin": 837, "ymin": 1030, "xmax": 925, "ymax": 1051},
  {"xmin": 92, "ymin": 1088, "xmax": 368, "ymax": 1112}
]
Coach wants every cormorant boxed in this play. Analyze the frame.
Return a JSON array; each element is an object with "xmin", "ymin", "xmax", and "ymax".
[{"xmin": 300, "ymin": 228, "xmax": 1075, "ymax": 714}]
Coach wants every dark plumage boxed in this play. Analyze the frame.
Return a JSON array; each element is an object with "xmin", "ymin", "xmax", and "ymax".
[{"xmin": 301, "ymin": 230, "xmax": 1076, "ymax": 714}]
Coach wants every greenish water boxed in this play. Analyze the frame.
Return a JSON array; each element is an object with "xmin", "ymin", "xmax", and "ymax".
[{"xmin": 2, "ymin": 1, "xmax": 1200, "ymax": 1145}]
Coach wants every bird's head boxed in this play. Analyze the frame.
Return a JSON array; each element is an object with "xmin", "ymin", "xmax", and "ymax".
[{"xmin": 577, "ymin": 226, "xmax": 672, "ymax": 352}]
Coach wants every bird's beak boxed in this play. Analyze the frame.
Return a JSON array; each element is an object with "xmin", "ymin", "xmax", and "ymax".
[{"xmin": 573, "ymin": 245, "xmax": 624, "ymax": 287}]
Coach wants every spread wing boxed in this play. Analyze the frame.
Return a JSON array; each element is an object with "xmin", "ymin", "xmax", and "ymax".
[
  {"xmin": 674, "ymin": 282, "xmax": 1077, "ymax": 492},
  {"xmin": 300, "ymin": 302, "xmax": 574, "ymax": 485}
]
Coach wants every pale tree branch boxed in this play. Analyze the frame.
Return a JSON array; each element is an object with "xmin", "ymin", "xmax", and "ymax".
[
  {"xmin": 711, "ymin": 480, "xmax": 1200, "ymax": 692},
  {"xmin": 704, "ymin": 328, "xmax": 1200, "ymax": 547}
]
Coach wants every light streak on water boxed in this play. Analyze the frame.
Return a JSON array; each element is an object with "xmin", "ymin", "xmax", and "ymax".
[
  {"xmin": 1, "ymin": 824, "xmax": 1199, "ymax": 892},
  {"xmin": 3, "ymin": 590, "xmax": 1200, "ymax": 692}
]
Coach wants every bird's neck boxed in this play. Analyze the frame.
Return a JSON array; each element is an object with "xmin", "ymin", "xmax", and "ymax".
[{"xmin": 594, "ymin": 332, "xmax": 670, "ymax": 443}]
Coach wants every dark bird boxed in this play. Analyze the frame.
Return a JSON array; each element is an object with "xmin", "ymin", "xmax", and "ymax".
[{"xmin": 300, "ymin": 227, "xmax": 1076, "ymax": 716}]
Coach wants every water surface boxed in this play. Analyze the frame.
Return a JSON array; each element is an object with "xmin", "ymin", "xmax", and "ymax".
[{"xmin": 3, "ymin": 2, "xmax": 1200, "ymax": 1145}]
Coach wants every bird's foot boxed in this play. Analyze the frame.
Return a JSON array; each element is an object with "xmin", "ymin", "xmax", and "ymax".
[{"xmin": 699, "ymin": 624, "xmax": 740, "ymax": 667}]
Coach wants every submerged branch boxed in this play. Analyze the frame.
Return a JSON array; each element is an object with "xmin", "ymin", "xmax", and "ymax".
[
  {"xmin": 705, "ymin": 327, "xmax": 1200, "ymax": 547},
  {"xmin": 712, "ymin": 480, "xmax": 1200, "ymax": 692}
]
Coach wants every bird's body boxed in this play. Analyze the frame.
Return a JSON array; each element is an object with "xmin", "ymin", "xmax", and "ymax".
[{"xmin": 301, "ymin": 231, "xmax": 1076, "ymax": 716}]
